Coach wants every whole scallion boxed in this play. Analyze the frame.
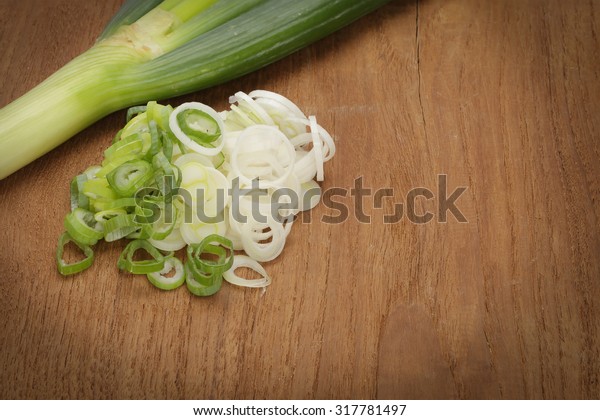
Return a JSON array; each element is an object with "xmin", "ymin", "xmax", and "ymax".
[{"xmin": 0, "ymin": 0, "xmax": 391, "ymax": 180}]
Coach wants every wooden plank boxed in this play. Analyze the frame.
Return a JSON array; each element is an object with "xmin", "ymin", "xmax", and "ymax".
[{"xmin": 0, "ymin": 0, "xmax": 598, "ymax": 399}]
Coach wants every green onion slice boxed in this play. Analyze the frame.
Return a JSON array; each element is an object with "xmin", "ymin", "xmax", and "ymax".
[
  {"xmin": 147, "ymin": 256, "xmax": 186, "ymax": 291},
  {"xmin": 147, "ymin": 101, "xmax": 173, "ymax": 132},
  {"xmin": 212, "ymin": 152, "xmax": 225, "ymax": 169},
  {"xmin": 169, "ymin": 103, "xmax": 224, "ymax": 156},
  {"xmin": 56, "ymin": 232, "xmax": 95, "ymax": 276},
  {"xmin": 126, "ymin": 223, "xmax": 153, "ymax": 240},
  {"xmin": 103, "ymin": 213, "xmax": 139, "ymax": 242},
  {"xmin": 126, "ymin": 105, "xmax": 147, "ymax": 123},
  {"xmin": 187, "ymin": 234, "xmax": 234, "ymax": 275},
  {"xmin": 70, "ymin": 174, "xmax": 90, "ymax": 211},
  {"xmin": 184, "ymin": 259, "xmax": 222, "ymax": 297},
  {"xmin": 104, "ymin": 132, "xmax": 146, "ymax": 161},
  {"xmin": 161, "ymin": 131, "xmax": 174, "ymax": 161},
  {"xmin": 104, "ymin": 197, "xmax": 138, "ymax": 211},
  {"xmin": 107, "ymin": 159, "xmax": 154, "ymax": 197},
  {"xmin": 112, "ymin": 128, "xmax": 124, "ymax": 144},
  {"xmin": 122, "ymin": 112, "xmax": 150, "ymax": 139},
  {"xmin": 94, "ymin": 208, "xmax": 127, "ymax": 224},
  {"xmin": 64, "ymin": 208, "xmax": 104, "ymax": 246},
  {"xmin": 117, "ymin": 239, "xmax": 171, "ymax": 275},
  {"xmin": 150, "ymin": 202, "xmax": 178, "ymax": 240},
  {"xmin": 82, "ymin": 177, "xmax": 118, "ymax": 200},
  {"xmin": 177, "ymin": 109, "xmax": 221, "ymax": 143},
  {"xmin": 148, "ymin": 120, "xmax": 162, "ymax": 157}
]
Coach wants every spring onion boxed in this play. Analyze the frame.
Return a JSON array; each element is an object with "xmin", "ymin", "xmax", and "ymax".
[
  {"xmin": 64, "ymin": 208, "xmax": 105, "ymax": 246},
  {"xmin": 54, "ymin": 89, "xmax": 337, "ymax": 299},
  {"xmin": 169, "ymin": 103, "xmax": 225, "ymax": 156},
  {"xmin": 117, "ymin": 239, "xmax": 171, "ymax": 275},
  {"xmin": 184, "ymin": 235, "xmax": 234, "ymax": 296},
  {"xmin": 147, "ymin": 256, "xmax": 186, "ymax": 291},
  {"xmin": 107, "ymin": 160, "xmax": 155, "ymax": 197},
  {"xmin": 223, "ymin": 255, "xmax": 272, "ymax": 289},
  {"xmin": 56, "ymin": 233, "xmax": 95, "ymax": 276},
  {"xmin": 0, "ymin": 0, "xmax": 391, "ymax": 180},
  {"xmin": 103, "ymin": 214, "xmax": 140, "ymax": 242}
]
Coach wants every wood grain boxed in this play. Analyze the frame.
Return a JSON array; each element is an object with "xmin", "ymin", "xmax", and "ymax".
[{"xmin": 1, "ymin": 0, "xmax": 599, "ymax": 399}]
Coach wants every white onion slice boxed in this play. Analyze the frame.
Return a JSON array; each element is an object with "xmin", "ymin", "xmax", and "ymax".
[
  {"xmin": 309, "ymin": 116, "xmax": 324, "ymax": 181},
  {"xmin": 230, "ymin": 125, "xmax": 295, "ymax": 187},
  {"xmin": 174, "ymin": 153, "xmax": 214, "ymax": 169},
  {"xmin": 223, "ymin": 255, "xmax": 272, "ymax": 288},
  {"xmin": 149, "ymin": 228, "xmax": 187, "ymax": 252},
  {"xmin": 233, "ymin": 91, "xmax": 275, "ymax": 125},
  {"xmin": 241, "ymin": 218, "xmax": 286, "ymax": 262},
  {"xmin": 249, "ymin": 90, "xmax": 306, "ymax": 118},
  {"xmin": 180, "ymin": 217, "xmax": 227, "ymax": 245},
  {"xmin": 294, "ymin": 150, "xmax": 318, "ymax": 183},
  {"xmin": 299, "ymin": 180, "xmax": 322, "ymax": 212},
  {"xmin": 317, "ymin": 123, "xmax": 336, "ymax": 162}
]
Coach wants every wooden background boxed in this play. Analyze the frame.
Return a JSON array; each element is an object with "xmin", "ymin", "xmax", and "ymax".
[{"xmin": 1, "ymin": 0, "xmax": 599, "ymax": 399}]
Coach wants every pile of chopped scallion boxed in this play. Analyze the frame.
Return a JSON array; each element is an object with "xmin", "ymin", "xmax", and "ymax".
[{"xmin": 57, "ymin": 91, "xmax": 335, "ymax": 296}]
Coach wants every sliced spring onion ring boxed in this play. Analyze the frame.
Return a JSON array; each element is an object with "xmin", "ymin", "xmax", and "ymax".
[
  {"xmin": 83, "ymin": 165, "xmax": 102, "ymax": 179},
  {"xmin": 103, "ymin": 197, "xmax": 137, "ymax": 211},
  {"xmin": 150, "ymin": 202, "xmax": 178, "ymax": 240},
  {"xmin": 177, "ymin": 109, "xmax": 221, "ymax": 143},
  {"xmin": 70, "ymin": 173, "xmax": 90, "ymax": 211},
  {"xmin": 187, "ymin": 234, "xmax": 234, "ymax": 275},
  {"xmin": 169, "ymin": 103, "xmax": 225, "ymax": 156},
  {"xmin": 228, "ymin": 104, "xmax": 258, "ymax": 128},
  {"xmin": 148, "ymin": 120, "xmax": 162, "ymax": 157},
  {"xmin": 180, "ymin": 218, "xmax": 227, "ymax": 246},
  {"xmin": 107, "ymin": 159, "xmax": 154, "ymax": 197},
  {"xmin": 117, "ymin": 239, "xmax": 171, "ymax": 275},
  {"xmin": 57, "ymin": 91, "xmax": 337, "ymax": 297},
  {"xmin": 223, "ymin": 255, "xmax": 272, "ymax": 289},
  {"xmin": 174, "ymin": 152, "xmax": 214, "ymax": 169},
  {"xmin": 161, "ymin": 131, "xmax": 174, "ymax": 161},
  {"xmin": 64, "ymin": 208, "xmax": 104, "ymax": 246},
  {"xmin": 249, "ymin": 90, "xmax": 307, "ymax": 138},
  {"xmin": 293, "ymin": 149, "xmax": 318, "ymax": 183},
  {"xmin": 317, "ymin": 123, "xmax": 336, "ymax": 162},
  {"xmin": 103, "ymin": 213, "xmax": 139, "ymax": 242},
  {"xmin": 126, "ymin": 105, "xmax": 147, "ymax": 123},
  {"xmin": 308, "ymin": 116, "xmax": 324, "ymax": 182},
  {"xmin": 241, "ymin": 218, "xmax": 286, "ymax": 262},
  {"xmin": 56, "ymin": 232, "xmax": 94, "ymax": 276},
  {"xmin": 82, "ymin": 177, "xmax": 118, "ymax": 200},
  {"xmin": 230, "ymin": 125, "xmax": 295, "ymax": 187},
  {"xmin": 185, "ymin": 260, "xmax": 222, "ymax": 297},
  {"xmin": 231, "ymin": 91, "xmax": 275, "ymax": 126},
  {"xmin": 249, "ymin": 90, "xmax": 306, "ymax": 119},
  {"xmin": 104, "ymin": 133, "xmax": 145, "ymax": 161},
  {"xmin": 184, "ymin": 235, "xmax": 234, "ymax": 297},
  {"xmin": 149, "ymin": 227, "xmax": 187, "ymax": 252},
  {"xmin": 94, "ymin": 208, "xmax": 127, "ymax": 224},
  {"xmin": 146, "ymin": 101, "xmax": 173, "ymax": 132},
  {"xmin": 125, "ymin": 221, "xmax": 153, "ymax": 240},
  {"xmin": 147, "ymin": 256, "xmax": 186, "ymax": 291},
  {"xmin": 121, "ymin": 112, "xmax": 150, "ymax": 139},
  {"xmin": 299, "ymin": 180, "xmax": 322, "ymax": 212}
]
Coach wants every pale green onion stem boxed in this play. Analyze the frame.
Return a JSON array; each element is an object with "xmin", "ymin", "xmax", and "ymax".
[{"xmin": 0, "ymin": 0, "xmax": 390, "ymax": 180}]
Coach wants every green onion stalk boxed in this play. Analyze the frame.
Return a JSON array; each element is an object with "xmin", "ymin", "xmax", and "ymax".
[{"xmin": 0, "ymin": 0, "xmax": 391, "ymax": 180}]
